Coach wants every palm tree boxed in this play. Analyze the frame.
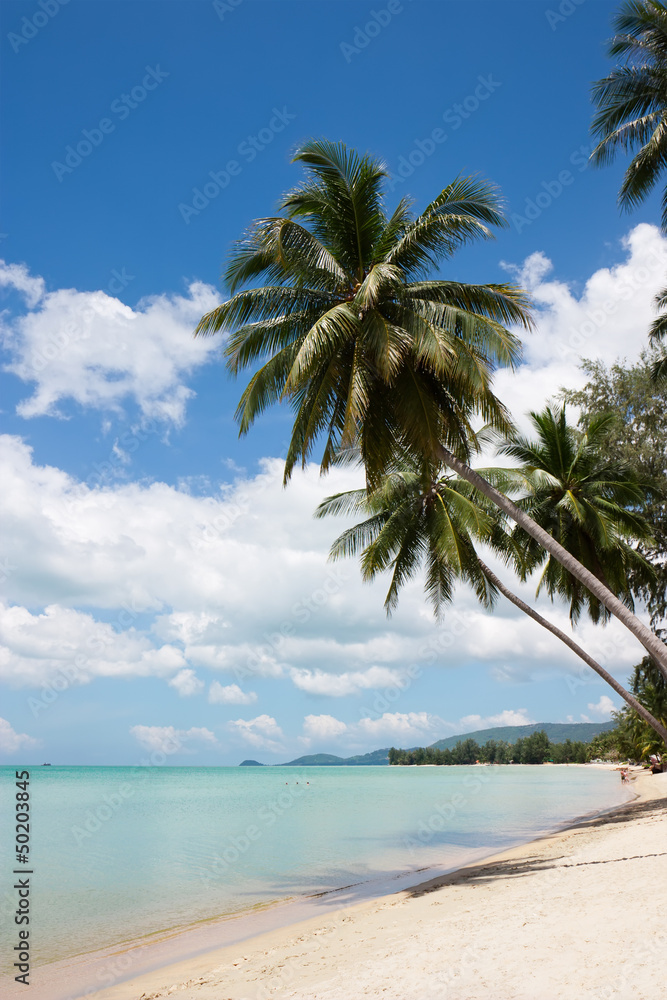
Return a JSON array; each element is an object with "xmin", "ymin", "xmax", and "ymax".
[
  {"xmin": 615, "ymin": 656, "xmax": 667, "ymax": 758},
  {"xmin": 497, "ymin": 406, "xmax": 657, "ymax": 625},
  {"xmin": 590, "ymin": 0, "xmax": 667, "ymax": 377},
  {"xmin": 315, "ymin": 456, "xmax": 667, "ymax": 745},
  {"xmin": 195, "ymin": 139, "xmax": 667, "ymax": 676},
  {"xmin": 591, "ymin": 0, "xmax": 667, "ymax": 229}
]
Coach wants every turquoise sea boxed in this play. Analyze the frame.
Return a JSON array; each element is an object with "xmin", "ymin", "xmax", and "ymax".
[{"xmin": 0, "ymin": 764, "xmax": 628, "ymax": 976}]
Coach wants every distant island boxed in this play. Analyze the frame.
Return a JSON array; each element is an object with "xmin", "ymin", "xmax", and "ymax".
[{"xmin": 239, "ymin": 721, "xmax": 616, "ymax": 766}]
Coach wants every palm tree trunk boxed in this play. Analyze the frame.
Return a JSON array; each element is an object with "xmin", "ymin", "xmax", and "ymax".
[
  {"xmin": 437, "ymin": 444, "xmax": 667, "ymax": 681},
  {"xmin": 476, "ymin": 557, "xmax": 667, "ymax": 746}
]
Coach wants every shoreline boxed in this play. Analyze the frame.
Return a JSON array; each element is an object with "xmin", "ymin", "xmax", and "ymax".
[
  {"xmin": 5, "ymin": 763, "xmax": 654, "ymax": 1000},
  {"xmin": 87, "ymin": 769, "xmax": 665, "ymax": 1000}
]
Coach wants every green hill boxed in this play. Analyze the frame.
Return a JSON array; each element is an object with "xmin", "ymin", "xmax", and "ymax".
[
  {"xmin": 281, "ymin": 748, "xmax": 392, "ymax": 766},
  {"xmin": 239, "ymin": 759, "xmax": 265, "ymax": 766},
  {"xmin": 247, "ymin": 721, "xmax": 617, "ymax": 766},
  {"xmin": 429, "ymin": 720, "xmax": 616, "ymax": 750}
]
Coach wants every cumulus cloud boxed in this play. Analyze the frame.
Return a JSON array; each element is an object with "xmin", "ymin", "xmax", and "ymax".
[
  {"xmin": 356, "ymin": 711, "xmax": 446, "ymax": 743},
  {"xmin": 0, "ymin": 259, "xmax": 220, "ymax": 424},
  {"xmin": 586, "ymin": 695, "xmax": 618, "ymax": 720},
  {"xmin": 228, "ymin": 715, "xmax": 285, "ymax": 752},
  {"xmin": 0, "ymin": 602, "xmax": 185, "ymax": 688},
  {"xmin": 129, "ymin": 725, "xmax": 217, "ymax": 754},
  {"xmin": 167, "ymin": 668, "xmax": 204, "ymax": 697},
  {"xmin": 457, "ymin": 709, "xmax": 536, "ymax": 732},
  {"xmin": 208, "ymin": 681, "xmax": 257, "ymax": 705},
  {"xmin": 289, "ymin": 666, "xmax": 404, "ymax": 697},
  {"xmin": 300, "ymin": 714, "xmax": 349, "ymax": 745},
  {"xmin": 0, "ymin": 260, "xmax": 45, "ymax": 307},
  {"xmin": 0, "ymin": 432, "xmax": 644, "ymax": 701},
  {"xmin": 0, "ymin": 717, "xmax": 39, "ymax": 754},
  {"xmin": 496, "ymin": 223, "xmax": 667, "ymax": 429},
  {"xmin": 2, "ymin": 224, "xmax": 660, "ymax": 720}
]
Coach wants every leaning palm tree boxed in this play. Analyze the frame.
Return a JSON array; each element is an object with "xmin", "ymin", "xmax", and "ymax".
[
  {"xmin": 195, "ymin": 139, "xmax": 667, "ymax": 676},
  {"xmin": 316, "ymin": 456, "xmax": 667, "ymax": 745},
  {"xmin": 497, "ymin": 406, "xmax": 657, "ymax": 625}
]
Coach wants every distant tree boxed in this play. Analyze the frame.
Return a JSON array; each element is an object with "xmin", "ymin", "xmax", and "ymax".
[
  {"xmin": 517, "ymin": 730, "xmax": 551, "ymax": 764},
  {"xmin": 585, "ymin": 729, "xmax": 624, "ymax": 762},
  {"xmin": 615, "ymin": 656, "xmax": 667, "ymax": 759},
  {"xmin": 562, "ymin": 356, "xmax": 667, "ymax": 630}
]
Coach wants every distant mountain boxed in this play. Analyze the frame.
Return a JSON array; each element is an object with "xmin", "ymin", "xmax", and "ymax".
[
  {"xmin": 280, "ymin": 748, "xmax": 394, "ymax": 766},
  {"xmin": 239, "ymin": 759, "xmax": 265, "ymax": 766},
  {"xmin": 429, "ymin": 721, "xmax": 616, "ymax": 750},
  {"xmin": 247, "ymin": 721, "xmax": 617, "ymax": 767}
]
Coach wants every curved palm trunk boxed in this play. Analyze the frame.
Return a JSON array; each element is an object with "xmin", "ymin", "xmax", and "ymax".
[
  {"xmin": 477, "ymin": 558, "xmax": 667, "ymax": 747},
  {"xmin": 437, "ymin": 444, "xmax": 667, "ymax": 681}
]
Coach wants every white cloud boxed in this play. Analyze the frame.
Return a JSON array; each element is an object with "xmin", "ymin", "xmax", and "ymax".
[
  {"xmin": 208, "ymin": 681, "xmax": 257, "ymax": 705},
  {"xmin": 457, "ymin": 709, "xmax": 536, "ymax": 732},
  {"xmin": 356, "ymin": 711, "xmax": 445, "ymax": 743},
  {"xmin": 0, "ymin": 602, "xmax": 185, "ymax": 688},
  {"xmin": 586, "ymin": 695, "xmax": 618, "ymax": 720},
  {"xmin": 228, "ymin": 714, "xmax": 285, "ymax": 752},
  {"xmin": 0, "ymin": 260, "xmax": 45, "ymax": 307},
  {"xmin": 0, "ymin": 432, "xmax": 644, "ymax": 701},
  {"xmin": 0, "ymin": 259, "xmax": 220, "ymax": 424},
  {"xmin": 289, "ymin": 666, "xmax": 403, "ymax": 697},
  {"xmin": 301, "ymin": 714, "xmax": 349, "ymax": 744},
  {"xmin": 167, "ymin": 668, "xmax": 204, "ymax": 697},
  {"xmin": 129, "ymin": 724, "xmax": 217, "ymax": 754},
  {"xmin": 0, "ymin": 717, "xmax": 39, "ymax": 754},
  {"xmin": 496, "ymin": 223, "xmax": 667, "ymax": 429}
]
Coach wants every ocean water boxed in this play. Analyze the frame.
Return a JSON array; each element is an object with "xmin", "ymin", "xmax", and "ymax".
[{"xmin": 0, "ymin": 764, "xmax": 628, "ymax": 973}]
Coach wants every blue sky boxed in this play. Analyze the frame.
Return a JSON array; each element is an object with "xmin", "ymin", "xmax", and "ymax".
[{"xmin": 1, "ymin": 0, "xmax": 664, "ymax": 765}]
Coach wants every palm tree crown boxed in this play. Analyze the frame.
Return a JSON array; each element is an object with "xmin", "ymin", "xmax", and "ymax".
[
  {"xmin": 196, "ymin": 139, "xmax": 532, "ymax": 487},
  {"xmin": 315, "ymin": 454, "xmax": 497, "ymax": 618},
  {"xmin": 497, "ymin": 406, "xmax": 655, "ymax": 624},
  {"xmin": 591, "ymin": 0, "xmax": 667, "ymax": 229},
  {"xmin": 196, "ymin": 138, "xmax": 667, "ymax": 677},
  {"xmin": 316, "ymin": 448, "xmax": 667, "ymax": 746}
]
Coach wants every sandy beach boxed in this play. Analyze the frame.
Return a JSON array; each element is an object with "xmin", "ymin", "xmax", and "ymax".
[{"xmin": 76, "ymin": 769, "xmax": 667, "ymax": 1000}]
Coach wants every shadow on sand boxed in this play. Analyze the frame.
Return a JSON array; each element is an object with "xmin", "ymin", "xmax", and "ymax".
[{"xmin": 405, "ymin": 796, "xmax": 667, "ymax": 897}]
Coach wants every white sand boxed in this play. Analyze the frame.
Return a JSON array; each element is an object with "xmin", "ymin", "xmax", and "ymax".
[{"xmin": 84, "ymin": 770, "xmax": 667, "ymax": 1000}]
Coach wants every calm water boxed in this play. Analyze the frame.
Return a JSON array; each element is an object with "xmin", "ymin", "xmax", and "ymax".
[{"xmin": 0, "ymin": 764, "xmax": 627, "ymax": 971}]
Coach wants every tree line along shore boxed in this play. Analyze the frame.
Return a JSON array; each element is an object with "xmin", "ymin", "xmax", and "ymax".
[{"xmin": 387, "ymin": 727, "xmax": 637, "ymax": 766}]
